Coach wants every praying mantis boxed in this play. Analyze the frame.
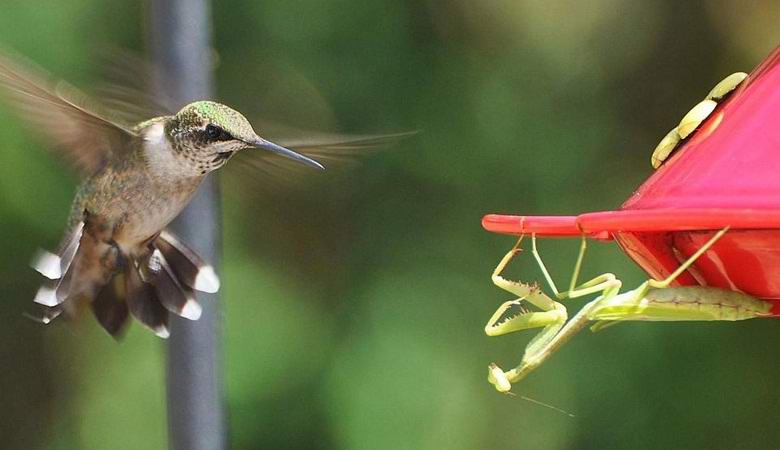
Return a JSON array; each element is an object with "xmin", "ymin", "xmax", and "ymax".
[{"xmin": 484, "ymin": 227, "xmax": 772, "ymax": 393}]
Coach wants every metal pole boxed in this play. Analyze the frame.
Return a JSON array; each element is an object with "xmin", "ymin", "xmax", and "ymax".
[{"xmin": 147, "ymin": 2, "xmax": 226, "ymax": 450}]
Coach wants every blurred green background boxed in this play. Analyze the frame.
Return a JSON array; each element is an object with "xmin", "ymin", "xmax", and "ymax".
[{"xmin": 2, "ymin": 1, "xmax": 780, "ymax": 449}]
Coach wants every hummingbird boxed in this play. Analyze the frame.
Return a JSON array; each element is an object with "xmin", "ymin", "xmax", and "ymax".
[{"xmin": 0, "ymin": 50, "xmax": 404, "ymax": 338}]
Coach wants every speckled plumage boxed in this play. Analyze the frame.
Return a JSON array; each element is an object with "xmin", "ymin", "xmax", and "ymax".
[{"xmin": 67, "ymin": 102, "xmax": 257, "ymax": 250}]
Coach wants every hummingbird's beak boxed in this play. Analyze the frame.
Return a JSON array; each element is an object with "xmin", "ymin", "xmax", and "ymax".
[{"xmin": 249, "ymin": 136, "xmax": 325, "ymax": 170}]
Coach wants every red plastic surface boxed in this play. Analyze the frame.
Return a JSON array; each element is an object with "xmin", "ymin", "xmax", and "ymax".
[
  {"xmin": 481, "ymin": 44, "xmax": 780, "ymax": 312},
  {"xmin": 482, "ymin": 215, "xmax": 582, "ymax": 237},
  {"xmin": 623, "ymin": 49, "xmax": 780, "ymax": 211}
]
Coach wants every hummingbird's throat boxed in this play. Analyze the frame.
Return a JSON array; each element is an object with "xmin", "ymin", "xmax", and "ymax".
[{"xmin": 212, "ymin": 151, "xmax": 234, "ymax": 164}]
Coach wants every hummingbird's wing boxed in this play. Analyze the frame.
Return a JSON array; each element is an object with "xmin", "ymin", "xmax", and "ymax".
[
  {"xmin": 0, "ymin": 49, "xmax": 138, "ymax": 175},
  {"xmin": 230, "ymin": 130, "xmax": 417, "ymax": 192},
  {"xmin": 90, "ymin": 47, "xmax": 175, "ymax": 123},
  {"xmin": 277, "ymin": 131, "xmax": 418, "ymax": 158}
]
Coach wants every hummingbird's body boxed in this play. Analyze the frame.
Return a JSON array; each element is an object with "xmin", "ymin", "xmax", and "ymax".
[
  {"xmin": 68, "ymin": 118, "xmax": 201, "ymax": 247},
  {"xmin": 27, "ymin": 99, "xmax": 324, "ymax": 338}
]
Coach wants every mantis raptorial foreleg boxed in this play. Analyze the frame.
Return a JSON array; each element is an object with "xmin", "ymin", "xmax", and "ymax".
[{"xmin": 485, "ymin": 227, "xmax": 772, "ymax": 393}]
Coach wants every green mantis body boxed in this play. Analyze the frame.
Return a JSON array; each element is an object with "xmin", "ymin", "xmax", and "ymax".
[{"xmin": 485, "ymin": 228, "xmax": 771, "ymax": 393}]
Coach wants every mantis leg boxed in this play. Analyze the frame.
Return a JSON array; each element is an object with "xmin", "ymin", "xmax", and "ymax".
[
  {"xmin": 531, "ymin": 234, "xmax": 621, "ymax": 301},
  {"xmin": 488, "ymin": 227, "xmax": 769, "ymax": 393},
  {"xmin": 647, "ymin": 228, "xmax": 728, "ymax": 289},
  {"xmin": 485, "ymin": 236, "xmax": 567, "ymax": 392},
  {"xmin": 487, "ymin": 229, "xmax": 733, "ymax": 392},
  {"xmin": 488, "ymin": 235, "xmax": 623, "ymax": 391},
  {"xmin": 586, "ymin": 229, "xmax": 729, "ymax": 331},
  {"xmin": 586, "ymin": 227, "xmax": 769, "ymax": 323},
  {"xmin": 486, "ymin": 234, "xmax": 625, "ymax": 392},
  {"xmin": 487, "ymin": 236, "xmax": 567, "ymax": 339}
]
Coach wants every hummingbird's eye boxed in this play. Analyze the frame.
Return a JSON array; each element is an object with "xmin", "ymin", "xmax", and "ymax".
[{"xmin": 205, "ymin": 124, "xmax": 227, "ymax": 140}]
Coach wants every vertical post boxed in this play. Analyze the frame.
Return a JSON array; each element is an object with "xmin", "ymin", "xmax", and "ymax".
[{"xmin": 147, "ymin": 2, "xmax": 226, "ymax": 450}]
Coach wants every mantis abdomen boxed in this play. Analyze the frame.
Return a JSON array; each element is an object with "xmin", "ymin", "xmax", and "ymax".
[{"xmin": 590, "ymin": 286, "xmax": 771, "ymax": 322}]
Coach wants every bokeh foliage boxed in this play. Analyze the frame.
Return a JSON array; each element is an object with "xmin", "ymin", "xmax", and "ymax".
[{"xmin": 2, "ymin": 1, "xmax": 780, "ymax": 449}]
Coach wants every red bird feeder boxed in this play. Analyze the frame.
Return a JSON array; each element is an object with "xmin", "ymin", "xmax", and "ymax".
[{"xmin": 483, "ymin": 45, "xmax": 780, "ymax": 315}]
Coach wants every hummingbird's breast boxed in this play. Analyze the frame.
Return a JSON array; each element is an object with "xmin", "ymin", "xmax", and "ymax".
[
  {"xmin": 112, "ymin": 178, "xmax": 200, "ymax": 248},
  {"xmin": 70, "ymin": 134, "xmax": 204, "ymax": 255}
]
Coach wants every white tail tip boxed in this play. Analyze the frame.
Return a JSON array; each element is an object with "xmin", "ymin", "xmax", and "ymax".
[
  {"xmin": 154, "ymin": 326, "xmax": 170, "ymax": 339},
  {"xmin": 180, "ymin": 300, "xmax": 203, "ymax": 321},
  {"xmin": 34, "ymin": 285, "xmax": 60, "ymax": 307},
  {"xmin": 194, "ymin": 265, "xmax": 220, "ymax": 293},
  {"xmin": 32, "ymin": 250, "xmax": 62, "ymax": 279}
]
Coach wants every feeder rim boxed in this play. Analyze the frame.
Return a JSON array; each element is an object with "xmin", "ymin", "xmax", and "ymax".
[{"xmin": 482, "ymin": 208, "xmax": 780, "ymax": 237}]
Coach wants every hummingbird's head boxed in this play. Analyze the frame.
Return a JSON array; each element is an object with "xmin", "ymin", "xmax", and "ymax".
[{"xmin": 167, "ymin": 101, "xmax": 323, "ymax": 174}]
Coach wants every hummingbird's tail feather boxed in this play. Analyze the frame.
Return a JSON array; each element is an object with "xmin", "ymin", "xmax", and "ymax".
[
  {"xmin": 92, "ymin": 275, "xmax": 130, "ymax": 338},
  {"xmin": 117, "ymin": 234, "xmax": 210, "ymax": 337},
  {"xmin": 155, "ymin": 230, "xmax": 220, "ymax": 294},
  {"xmin": 126, "ymin": 260, "xmax": 170, "ymax": 338},
  {"xmin": 22, "ymin": 304, "xmax": 64, "ymax": 325},
  {"xmin": 31, "ymin": 221, "xmax": 85, "ymax": 307},
  {"xmin": 57, "ymin": 222, "xmax": 84, "ymax": 278},
  {"xmin": 31, "ymin": 249, "xmax": 63, "ymax": 280},
  {"xmin": 32, "ymin": 214, "xmax": 126, "ymax": 334},
  {"xmin": 147, "ymin": 248, "xmax": 202, "ymax": 320},
  {"xmin": 54, "ymin": 215, "xmax": 121, "ymax": 305},
  {"xmin": 30, "ymin": 222, "xmax": 218, "ymax": 338}
]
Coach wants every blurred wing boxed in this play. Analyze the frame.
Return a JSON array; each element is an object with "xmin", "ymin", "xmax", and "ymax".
[
  {"xmin": 278, "ymin": 130, "xmax": 418, "ymax": 155},
  {"xmin": 91, "ymin": 47, "xmax": 175, "ymax": 123},
  {"xmin": 229, "ymin": 130, "xmax": 417, "ymax": 192},
  {"xmin": 0, "ymin": 49, "xmax": 138, "ymax": 175}
]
